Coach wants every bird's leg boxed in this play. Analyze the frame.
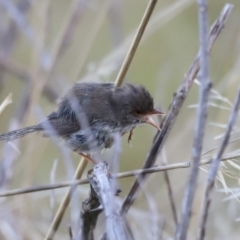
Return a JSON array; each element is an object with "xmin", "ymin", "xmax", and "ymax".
[
  {"xmin": 128, "ymin": 128, "xmax": 134, "ymax": 144},
  {"xmin": 121, "ymin": 128, "xmax": 135, "ymax": 144},
  {"xmin": 79, "ymin": 153, "xmax": 96, "ymax": 164}
]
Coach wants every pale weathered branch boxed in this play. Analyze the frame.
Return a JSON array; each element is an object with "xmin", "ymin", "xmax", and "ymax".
[
  {"xmin": 81, "ymin": 174, "xmax": 102, "ymax": 240},
  {"xmin": 176, "ymin": 0, "xmax": 212, "ymax": 239},
  {"xmin": 89, "ymin": 162, "xmax": 133, "ymax": 240}
]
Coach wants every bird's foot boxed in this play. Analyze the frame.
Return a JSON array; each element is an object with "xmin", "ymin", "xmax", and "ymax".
[
  {"xmin": 128, "ymin": 128, "xmax": 134, "ymax": 144},
  {"xmin": 79, "ymin": 153, "xmax": 96, "ymax": 164}
]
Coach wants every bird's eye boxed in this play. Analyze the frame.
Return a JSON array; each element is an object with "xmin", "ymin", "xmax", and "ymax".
[{"xmin": 135, "ymin": 110, "xmax": 141, "ymax": 115}]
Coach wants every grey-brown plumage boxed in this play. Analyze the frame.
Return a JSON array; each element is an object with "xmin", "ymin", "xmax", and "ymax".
[{"xmin": 0, "ymin": 82, "xmax": 163, "ymax": 155}]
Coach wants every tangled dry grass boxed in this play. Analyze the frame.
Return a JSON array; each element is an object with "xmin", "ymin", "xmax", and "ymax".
[{"xmin": 0, "ymin": 1, "xmax": 240, "ymax": 240}]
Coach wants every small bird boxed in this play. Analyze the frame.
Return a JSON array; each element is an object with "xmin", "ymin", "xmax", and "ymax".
[{"xmin": 0, "ymin": 82, "xmax": 163, "ymax": 163}]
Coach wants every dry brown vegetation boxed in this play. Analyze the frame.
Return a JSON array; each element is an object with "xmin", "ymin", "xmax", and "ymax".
[{"xmin": 0, "ymin": 0, "xmax": 240, "ymax": 240}]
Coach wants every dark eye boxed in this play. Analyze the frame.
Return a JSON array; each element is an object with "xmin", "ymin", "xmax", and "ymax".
[{"xmin": 135, "ymin": 110, "xmax": 142, "ymax": 115}]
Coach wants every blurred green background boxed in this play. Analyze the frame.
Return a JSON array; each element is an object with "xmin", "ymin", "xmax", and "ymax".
[{"xmin": 0, "ymin": 0, "xmax": 240, "ymax": 239}]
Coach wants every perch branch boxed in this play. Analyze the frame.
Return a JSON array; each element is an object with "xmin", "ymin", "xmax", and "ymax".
[
  {"xmin": 81, "ymin": 174, "xmax": 102, "ymax": 240},
  {"xmin": 89, "ymin": 162, "xmax": 133, "ymax": 240}
]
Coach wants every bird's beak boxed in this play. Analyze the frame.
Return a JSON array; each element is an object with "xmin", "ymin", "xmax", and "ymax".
[
  {"xmin": 144, "ymin": 109, "xmax": 165, "ymax": 131},
  {"xmin": 148, "ymin": 109, "xmax": 165, "ymax": 115},
  {"xmin": 144, "ymin": 115, "xmax": 161, "ymax": 131}
]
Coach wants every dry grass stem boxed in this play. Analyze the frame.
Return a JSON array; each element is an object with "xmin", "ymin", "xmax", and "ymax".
[
  {"xmin": 161, "ymin": 150, "xmax": 178, "ymax": 227},
  {"xmin": 197, "ymin": 86, "xmax": 240, "ymax": 240},
  {"xmin": 0, "ymin": 1, "xmax": 238, "ymax": 239}
]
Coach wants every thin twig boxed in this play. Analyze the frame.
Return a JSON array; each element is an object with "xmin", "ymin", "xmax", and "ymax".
[
  {"xmin": 161, "ymin": 151, "xmax": 178, "ymax": 227},
  {"xmin": 50, "ymin": 160, "xmax": 58, "ymax": 221},
  {"xmin": 0, "ymin": 162, "xmax": 189, "ymax": 198},
  {"xmin": 197, "ymin": 88, "xmax": 240, "ymax": 239},
  {"xmin": 202, "ymin": 136, "xmax": 240, "ymax": 157},
  {"xmin": 163, "ymin": 169, "xmax": 178, "ymax": 226},
  {"xmin": 2, "ymin": 153, "xmax": 240, "ymax": 198},
  {"xmin": 120, "ymin": 4, "xmax": 232, "ymax": 217},
  {"xmin": 176, "ymin": 0, "xmax": 212, "ymax": 239}
]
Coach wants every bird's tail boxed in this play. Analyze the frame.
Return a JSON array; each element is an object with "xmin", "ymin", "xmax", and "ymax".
[{"xmin": 0, "ymin": 125, "xmax": 43, "ymax": 142}]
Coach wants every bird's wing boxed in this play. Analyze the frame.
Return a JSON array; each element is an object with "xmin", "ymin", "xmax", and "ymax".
[
  {"xmin": 38, "ymin": 112, "xmax": 80, "ymax": 137},
  {"xmin": 38, "ymin": 82, "xmax": 117, "ymax": 138}
]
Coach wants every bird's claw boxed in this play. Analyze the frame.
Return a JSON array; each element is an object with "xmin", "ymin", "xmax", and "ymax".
[{"xmin": 128, "ymin": 129, "xmax": 134, "ymax": 144}]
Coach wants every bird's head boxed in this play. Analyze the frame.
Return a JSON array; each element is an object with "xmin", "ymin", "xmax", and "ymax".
[{"xmin": 119, "ymin": 84, "xmax": 164, "ymax": 130}]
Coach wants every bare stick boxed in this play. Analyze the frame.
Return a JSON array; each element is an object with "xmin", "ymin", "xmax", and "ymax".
[
  {"xmin": 0, "ymin": 153, "xmax": 239, "ymax": 198},
  {"xmin": 44, "ymin": 1, "xmax": 158, "ymax": 239},
  {"xmin": 89, "ymin": 162, "xmax": 133, "ymax": 240},
  {"xmin": 120, "ymin": 4, "xmax": 232, "ymax": 217},
  {"xmin": 2, "ymin": 150, "xmax": 240, "ymax": 198},
  {"xmin": 0, "ymin": 162, "xmax": 189, "ymax": 197},
  {"xmin": 176, "ymin": 0, "xmax": 213, "ymax": 239},
  {"xmin": 161, "ymin": 151, "xmax": 178, "ymax": 227},
  {"xmin": 197, "ymin": 91, "xmax": 240, "ymax": 239},
  {"xmin": 114, "ymin": 0, "xmax": 158, "ymax": 87},
  {"xmin": 163, "ymin": 168, "xmax": 178, "ymax": 226},
  {"xmin": 81, "ymin": 173, "xmax": 102, "ymax": 240}
]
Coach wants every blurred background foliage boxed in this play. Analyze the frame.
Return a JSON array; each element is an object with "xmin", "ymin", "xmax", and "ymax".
[{"xmin": 0, "ymin": 0, "xmax": 240, "ymax": 239}]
